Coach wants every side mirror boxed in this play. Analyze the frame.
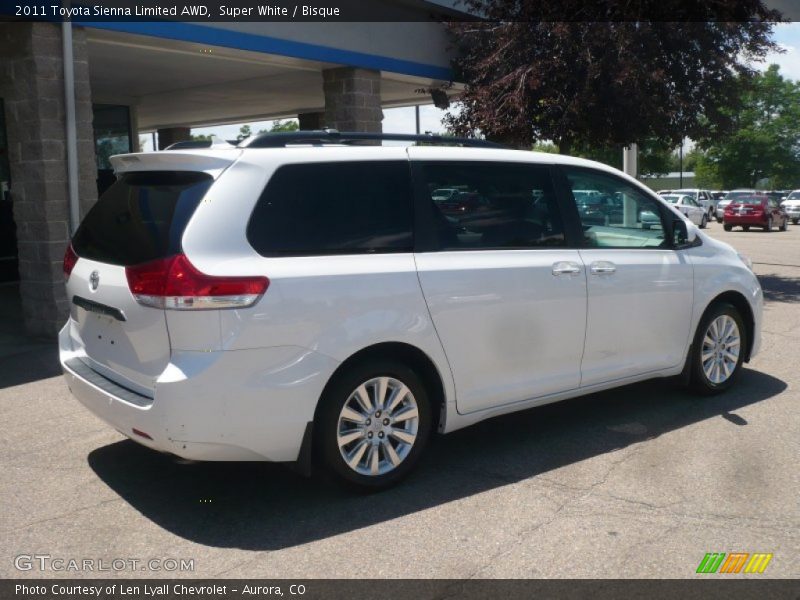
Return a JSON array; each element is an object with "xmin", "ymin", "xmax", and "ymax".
[{"xmin": 673, "ymin": 218, "xmax": 697, "ymax": 248}]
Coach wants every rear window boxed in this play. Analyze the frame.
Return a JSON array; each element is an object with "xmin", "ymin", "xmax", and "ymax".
[
  {"xmin": 72, "ymin": 171, "xmax": 212, "ymax": 266},
  {"xmin": 246, "ymin": 161, "xmax": 413, "ymax": 256}
]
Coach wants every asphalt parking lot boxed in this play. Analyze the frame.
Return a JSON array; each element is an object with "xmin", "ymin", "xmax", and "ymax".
[{"xmin": 1, "ymin": 220, "xmax": 798, "ymax": 579}]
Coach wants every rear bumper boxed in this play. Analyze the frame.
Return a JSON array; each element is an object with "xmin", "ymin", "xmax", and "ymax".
[
  {"xmin": 723, "ymin": 215, "xmax": 767, "ymax": 226},
  {"xmin": 59, "ymin": 321, "xmax": 339, "ymax": 462}
]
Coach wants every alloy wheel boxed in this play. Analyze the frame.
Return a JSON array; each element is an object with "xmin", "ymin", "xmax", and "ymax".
[
  {"xmin": 701, "ymin": 315, "xmax": 741, "ymax": 385},
  {"xmin": 336, "ymin": 376, "xmax": 419, "ymax": 476}
]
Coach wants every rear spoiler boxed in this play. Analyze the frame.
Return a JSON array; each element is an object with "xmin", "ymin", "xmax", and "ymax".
[{"xmin": 109, "ymin": 149, "xmax": 242, "ymax": 179}]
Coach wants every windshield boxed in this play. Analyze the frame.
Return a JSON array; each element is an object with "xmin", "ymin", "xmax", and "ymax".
[
  {"xmin": 725, "ymin": 191, "xmax": 756, "ymax": 200},
  {"xmin": 787, "ymin": 192, "xmax": 800, "ymax": 200}
]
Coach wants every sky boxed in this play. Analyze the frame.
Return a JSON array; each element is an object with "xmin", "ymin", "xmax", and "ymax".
[{"xmin": 140, "ymin": 23, "xmax": 800, "ymax": 151}]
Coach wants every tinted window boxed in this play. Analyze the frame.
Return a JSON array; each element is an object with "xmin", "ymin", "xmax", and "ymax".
[
  {"xmin": 564, "ymin": 168, "xmax": 668, "ymax": 249},
  {"xmin": 247, "ymin": 162, "xmax": 413, "ymax": 256},
  {"xmin": 419, "ymin": 162, "xmax": 565, "ymax": 250},
  {"xmin": 72, "ymin": 171, "xmax": 212, "ymax": 266}
]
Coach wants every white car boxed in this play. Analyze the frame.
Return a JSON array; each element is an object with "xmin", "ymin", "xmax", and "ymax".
[
  {"xmin": 781, "ymin": 190, "xmax": 800, "ymax": 224},
  {"xmin": 661, "ymin": 194, "xmax": 709, "ymax": 228},
  {"xmin": 59, "ymin": 132, "xmax": 763, "ymax": 489},
  {"xmin": 673, "ymin": 188, "xmax": 716, "ymax": 218}
]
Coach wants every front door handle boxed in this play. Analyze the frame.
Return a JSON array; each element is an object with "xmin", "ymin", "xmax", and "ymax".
[
  {"xmin": 590, "ymin": 261, "xmax": 617, "ymax": 275},
  {"xmin": 552, "ymin": 261, "xmax": 582, "ymax": 276}
]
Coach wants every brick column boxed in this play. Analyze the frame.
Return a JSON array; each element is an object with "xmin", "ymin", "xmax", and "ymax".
[
  {"xmin": 322, "ymin": 68, "xmax": 383, "ymax": 134},
  {"xmin": 0, "ymin": 23, "xmax": 97, "ymax": 337},
  {"xmin": 157, "ymin": 127, "xmax": 191, "ymax": 150},
  {"xmin": 298, "ymin": 111, "xmax": 325, "ymax": 130}
]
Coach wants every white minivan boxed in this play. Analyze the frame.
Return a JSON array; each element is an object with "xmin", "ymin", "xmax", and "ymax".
[{"xmin": 60, "ymin": 132, "xmax": 763, "ymax": 489}]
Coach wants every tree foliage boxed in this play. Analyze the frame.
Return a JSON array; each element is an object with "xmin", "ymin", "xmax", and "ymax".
[
  {"xmin": 268, "ymin": 119, "xmax": 300, "ymax": 132},
  {"xmin": 694, "ymin": 65, "xmax": 800, "ymax": 188},
  {"xmin": 445, "ymin": 4, "xmax": 780, "ymax": 152}
]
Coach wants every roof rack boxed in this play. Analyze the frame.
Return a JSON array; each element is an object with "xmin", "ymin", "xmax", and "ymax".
[{"xmin": 239, "ymin": 129, "xmax": 505, "ymax": 149}]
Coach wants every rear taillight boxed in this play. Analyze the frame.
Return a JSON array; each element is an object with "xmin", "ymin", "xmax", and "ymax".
[
  {"xmin": 63, "ymin": 244, "xmax": 78, "ymax": 281},
  {"xmin": 125, "ymin": 254, "xmax": 269, "ymax": 310}
]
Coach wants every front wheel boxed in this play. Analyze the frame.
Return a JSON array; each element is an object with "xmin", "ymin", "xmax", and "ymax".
[
  {"xmin": 318, "ymin": 360, "xmax": 432, "ymax": 490},
  {"xmin": 700, "ymin": 214, "xmax": 708, "ymax": 229},
  {"xmin": 689, "ymin": 303, "xmax": 746, "ymax": 395},
  {"xmin": 723, "ymin": 224, "xmax": 732, "ymax": 231}
]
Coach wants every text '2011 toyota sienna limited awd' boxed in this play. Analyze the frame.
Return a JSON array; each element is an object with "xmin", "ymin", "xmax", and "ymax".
[{"xmin": 60, "ymin": 132, "xmax": 762, "ymax": 490}]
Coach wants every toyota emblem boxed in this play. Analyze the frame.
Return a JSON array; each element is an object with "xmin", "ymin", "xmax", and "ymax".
[{"xmin": 89, "ymin": 271, "xmax": 100, "ymax": 291}]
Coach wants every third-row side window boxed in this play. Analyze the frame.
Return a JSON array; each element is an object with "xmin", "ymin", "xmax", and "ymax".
[{"xmin": 247, "ymin": 161, "xmax": 413, "ymax": 256}]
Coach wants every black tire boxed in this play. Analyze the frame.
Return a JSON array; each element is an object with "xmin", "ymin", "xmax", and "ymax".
[
  {"xmin": 688, "ymin": 303, "xmax": 747, "ymax": 395},
  {"xmin": 317, "ymin": 359, "xmax": 432, "ymax": 490},
  {"xmin": 779, "ymin": 218, "xmax": 788, "ymax": 231},
  {"xmin": 743, "ymin": 225, "xmax": 750, "ymax": 232},
  {"xmin": 723, "ymin": 224, "xmax": 732, "ymax": 232},
  {"xmin": 716, "ymin": 217, "xmax": 723, "ymax": 223},
  {"xmin": 793, "ymin": 219, "xmax": 799, "ymax": 225},
  {"xmin": 764, "ymin": 217, "xmax": 772, "ymax": 232},
  {"xmin": 700, "ymin": 214, "xmax": 708, "ymax": 229}
]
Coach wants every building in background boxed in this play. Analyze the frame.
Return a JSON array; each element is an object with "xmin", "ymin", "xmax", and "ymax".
[{"xmin": 0, "ymin": 7, "xmax": 460, "ymax": 335}]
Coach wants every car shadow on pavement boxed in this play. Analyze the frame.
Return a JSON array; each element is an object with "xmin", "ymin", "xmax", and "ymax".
[
  {"xmin": 87, "ymin": 368, "xmax": 786, "ymax": 551},
  {"xmin": 757, "ymin": 273, "xmax": 800, "ymax": 303}
]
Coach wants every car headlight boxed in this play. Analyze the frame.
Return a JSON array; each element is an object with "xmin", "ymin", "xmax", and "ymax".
[{"xmin": 738, "ymin": 253, "xmax": 753, "ymax": 271}]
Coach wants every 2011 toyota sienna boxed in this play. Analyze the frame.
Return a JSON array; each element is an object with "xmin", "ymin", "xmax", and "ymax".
[{"xmin": 59, "ymin": 131, "xmax": 763, "ymax": 489}]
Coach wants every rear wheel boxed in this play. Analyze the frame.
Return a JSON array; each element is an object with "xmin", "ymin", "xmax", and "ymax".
[
  {"xmin": 689, "ymin": 303, "xmax": 746, "ymax": 395},
  {"xmin": 723, "ymin": 224, "xmax": 732, "ymax": 231},
  {"xmin": 700, "ymin": 214, "xmax": 708, "ymax": 229},
  {"xmin": 318, "ymin": 360, "xmax": 432, "ymax": 490},
  {"xmin": 779, "ymin": 218, "xmax": 788, "ymax": 231}
]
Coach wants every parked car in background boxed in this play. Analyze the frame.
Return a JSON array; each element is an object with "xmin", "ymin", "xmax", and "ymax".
[
  {"xmin": 661, "ymin": 194, "xmax": 708, "ymax": 228},
  {"xmin": 656, "ymin": 189, "xmax": 673, "ymax": 196},
  {"xmin": 781, "ymin": 190, "xmax": 800, "ymax": 224},
  {"xmin": 711, "ymin": 191, "xmax": 727, "ymax": 202},
  {"xmin": 717, "ymin": 190, "xmax": 755, "ymax": 222},
  {"xmin": 723, "ymin": 193, "xmax": 788, "ymax": 232},
  {"xmin": 673, "ymin": 189, "xmax": 716, "ymax": 219}
]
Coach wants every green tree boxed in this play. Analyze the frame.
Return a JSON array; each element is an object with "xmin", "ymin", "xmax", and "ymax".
[
  {"xmin": 268, "ymin": 119, "xmax": 299, "ymax": 132},
  {"xmin": 444, "ymin": 6, "xmax": 779, "ymax": 152},
  {"xmin": 237, "ymin": 125, "xmax": 252, "ymax": 141},
  {"xmin": 568, "ymin": 139, "xmax": 675, "ymax": 176},
  {"xmin": 695, "ymin": 65, "xmax": 800, "ymax": 188},
  {"xmin": 191, "ymin": 133, "xmax": 213, "ymax": 142}
]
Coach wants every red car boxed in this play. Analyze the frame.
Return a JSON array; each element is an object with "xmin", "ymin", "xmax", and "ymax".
[{"xmin": 723, "ymin": 194, "xmax": 789, "ymax": 232}]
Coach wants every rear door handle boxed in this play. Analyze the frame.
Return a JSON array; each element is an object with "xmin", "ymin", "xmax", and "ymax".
[
  {"xmin": 590, "ymin": 261, "xmax": 616, "ymax": 275},
  {"xmin": 552, "ymin": 261, "xmax": 582, "ymax": 276}
]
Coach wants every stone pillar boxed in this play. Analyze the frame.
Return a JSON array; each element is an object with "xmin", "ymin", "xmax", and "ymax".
[
  {"xmin": 298, "ymin": 111, "xmax": 325, "ymax": 130},
  {"xmin": 157, "ymin": 127, "xmax": 190, "ymax": 150},
  {"xmin": 322, "ymin": 68, "xmax": 383, "ymax": 133},
  {"xmin": 0, "ymin": 23, "xmax": 97, "ymax": 337}
]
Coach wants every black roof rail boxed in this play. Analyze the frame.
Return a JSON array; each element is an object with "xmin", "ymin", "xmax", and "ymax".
[{"xmin": 238, "ymin": 129, "xmax": 505, "ymax": 149}]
